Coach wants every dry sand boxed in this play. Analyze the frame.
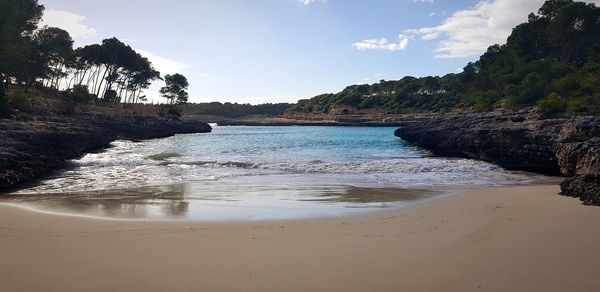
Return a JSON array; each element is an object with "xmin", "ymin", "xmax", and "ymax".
[{"xmin": 1, "ymin": 185, "xmax": 599, "ymax": 292}]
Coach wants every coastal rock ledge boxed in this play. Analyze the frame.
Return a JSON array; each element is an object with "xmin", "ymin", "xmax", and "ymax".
[
  {"xmin": 0, "ymin": 114, "xmax": 212, "ymax": 191},
  {"xmin": 394, "ymin": 109, "xmax": 600, "ymax": 205}
]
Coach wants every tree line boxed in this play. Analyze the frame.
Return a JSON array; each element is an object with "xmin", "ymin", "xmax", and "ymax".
[
  {"xmin": 0, "ymin": 0, "xmax": 189, "ymax": 116},
  {"xmin": 289, "ymin": 0, "xmax": 599, "ymax": 115},
  {"xmin": 181, "ymin": 102, "xmax": 294, "ymax": 118}
]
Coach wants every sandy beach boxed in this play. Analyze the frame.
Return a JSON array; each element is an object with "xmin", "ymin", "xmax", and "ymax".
[{"xmin": 1, "ymin": 185, "xmax": 599, "ymax": 292}]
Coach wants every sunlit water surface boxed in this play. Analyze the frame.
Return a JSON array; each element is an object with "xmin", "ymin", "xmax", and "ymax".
[{"xmin": 3, "ymin": 126, "xmax": 548, "ymax": 220}]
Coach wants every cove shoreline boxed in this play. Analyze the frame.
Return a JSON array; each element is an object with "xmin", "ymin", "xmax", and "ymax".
[
  {"xmin": 1, "ymin": 184, "xmax": 599, "ymax": 291},
  {"xmin": 0, "ymin": 178, "xmax": 562, "ymax": 222},
  {"xmin": 0, "ymin": 113, "xmax": 212, "ymax": 192}
]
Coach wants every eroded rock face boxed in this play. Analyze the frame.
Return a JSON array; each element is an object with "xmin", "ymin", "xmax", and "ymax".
[
  {"xmin": 0, "ymin": 114, "xmax": 211, "ymax": 191},
  {"xmin": 394, "ymin": 109, "xmax": 600, "ymax": 205},
  {"xmin": 558, "ymin": 138, "xmax": 600, "ymax": 205},
  {"xmin": 561, "ymin": 175, "xmax": 600, "ymax": 205}
]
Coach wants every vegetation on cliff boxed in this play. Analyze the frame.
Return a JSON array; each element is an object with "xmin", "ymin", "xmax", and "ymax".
[
  {"xmin": 288, "ymin": 0, "xmax": 599, "ymax": 115},
  {"xmin": 0, "ymin": 0, "xmax": 188, "ymax": 117},
  {"xmin": 181, "ymin": 102, "xmax": 294, "ymax": 118}
]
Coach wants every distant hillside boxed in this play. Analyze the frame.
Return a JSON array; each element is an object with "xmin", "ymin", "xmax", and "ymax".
[
  {"xmin": 288, "ymin": 0, "xmax": 599, "ymax": 115},
  {"xmin": 181, "ymin": 102, "xmax": 294, "ymax": 118}
]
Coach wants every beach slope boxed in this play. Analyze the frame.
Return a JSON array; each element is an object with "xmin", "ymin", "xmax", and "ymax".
[{"xmin": 1, "ymin": 185, "xmax": 599, "ymax": 292}]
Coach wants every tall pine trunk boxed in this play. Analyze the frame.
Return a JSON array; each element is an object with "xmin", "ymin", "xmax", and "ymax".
[{"xmin": 95, "ymin": 65, "xmax": 110, "ymax": 98}]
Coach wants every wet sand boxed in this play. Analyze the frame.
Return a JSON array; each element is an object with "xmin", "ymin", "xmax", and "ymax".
[
  {"xmin": 1, "ymin": 185, "xmax": 599, "ymax": 291},
  {"xmin": 2, "ymin": 185, "xmax": 435, "ymax": 220}
]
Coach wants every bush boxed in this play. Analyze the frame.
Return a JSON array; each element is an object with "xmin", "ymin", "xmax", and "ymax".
[
  {"xmin": 103, "ymin": 89, "xmax": 119, "ymax": 103},
  {"xmin": 65, "ymin": 85, "xmax": 95, "ymax": 104},
  {"xmin": 565, "ymin": 96, "xmax": 600, "ymax": 115},
  {"xmin": 538, "ymin": 92, "xmax": 567, "ymax": 114},
  {"xmin": 167, "ymin": 106, "xmax": 182, "ymax": 117},
  {"xmin": 159, "ymin": 105, "xmax": 182, "ymax": 118},
  {"xmin": 8, "ymin": 91, "xmax": 33, "ymax": 113}
]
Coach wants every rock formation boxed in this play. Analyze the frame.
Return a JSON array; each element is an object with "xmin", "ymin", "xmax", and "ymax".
[
  {"xmin": 394, "ymin": 109, "xmax": 600, "ymax": 205},
  {"xmin": 0, "ymin": 114, "xmax": 211, "ymax": 190}
]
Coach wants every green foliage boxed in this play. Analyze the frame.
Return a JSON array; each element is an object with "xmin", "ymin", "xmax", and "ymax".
[
  {"xmin": 506, "ymin": 73, "xmax": 548, "ymax": 107},
  {"xmin": 335, "ymin": 93, "xmax": 362, "ymax": 107},
  {"xmin": 158, "ymin": 105, "xmax": 182, "ymax": 118},
  {"xmin": 167, "ymin": 106, "xmax": 182, "ymax": 117},
  {"xmin": 0, "ymin": 0, "xmax": 44, "ymax": 79},
  {"xmin": 160, "ymin": 74, "xmax": 189, "ymax": 105},
  {"xmin": 12, "ymin": 26, "xmax": 74, "ymax": 88},
  {"xmin": 64, "ymin": 85, "xmax": 94, "ymax": 104},
  {"xmin": 2, "ymin": 0, "xmax": 599, "ymax": 117},
  {"xmin": 290, "ymin": 76, "xmax": 459, "ymax": 114},
  {"xmin": 8, "ymin": 91, "xmax": 33, "ymax": 113},
  {"xmin": 79, "ymin": 38, "xmax": 161, "ymax": 102},
  {"xmin": 359, "ymin": 94, "xmax": 387, "ymax": 109},
  {"xmin": 289, "ymin": 0, "xmax": 600, "ymax": 115},
  {"xmin": 538, "ymin": 92, "xmax": 568, "ymax": 114},
  {"xmin": 182, "ymin": 102, "xmax": 294, "ymax": 118},
  {"xmin": 1, "ymin": 2, "xmax": 161, "ymax": 106}
]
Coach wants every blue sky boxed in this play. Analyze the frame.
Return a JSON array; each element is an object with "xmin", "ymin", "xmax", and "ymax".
[{"xmin": 37, "ymin": 0, "xmax": 599, "ymax": 104}]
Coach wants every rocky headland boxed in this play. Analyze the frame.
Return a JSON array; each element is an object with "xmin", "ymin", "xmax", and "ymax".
[
  {"xmin": 0, "ymin": 113, "xmax": 211, "ymax": 191},
  {"xmin": 394, "ymin": 109, "xmax": 599, "ymax": 205}
]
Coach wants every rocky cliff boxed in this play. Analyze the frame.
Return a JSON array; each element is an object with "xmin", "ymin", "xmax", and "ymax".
[
  {"xmin": 0, "ymin": 114, "xmax": 211, "ymax": 191},
  {"xmin": 394, "ymin": 109, "xmax": 600, "ymax": 205}
]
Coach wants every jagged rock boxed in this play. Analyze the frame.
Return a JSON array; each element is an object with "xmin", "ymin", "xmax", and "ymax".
[
  {"xmin": 558, "ymin": 138, "xmax": 600, "ymax": 205},
  {"xmin": 394, "ymin": 109, "xmax": 600, "ymax": 205},
  {"xmin": 561, "ymin": 174, "xmax": 600, "ymax": 205},
  {"xmin": 0, "ymin": 114, "xmax": 211, "ymax": 190}
]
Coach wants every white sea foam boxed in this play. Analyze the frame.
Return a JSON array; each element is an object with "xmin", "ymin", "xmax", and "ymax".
[{"xmin": 7, "ymin": 126, "xmax": 549, "ymax": 220}]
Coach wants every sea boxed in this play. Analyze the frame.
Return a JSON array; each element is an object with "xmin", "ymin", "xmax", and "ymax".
[{"xmin": 3, "ymin": 126, "xmax": 548, "ymax": 220}]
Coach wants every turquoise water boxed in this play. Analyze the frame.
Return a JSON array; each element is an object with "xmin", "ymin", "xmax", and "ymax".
[{"xmin": 7, "ymin": 126, "xmax": 545, "ymax": 220}]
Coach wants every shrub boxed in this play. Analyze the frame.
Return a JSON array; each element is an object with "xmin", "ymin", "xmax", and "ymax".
[
  {"xmin": 159, "ymin": 105, "xmax": 182, "ymax": 118},
  {"xmin": 8, "ymin": 91, "xmax": 33, "ymax": 113},
  {"xmin": 103, "ymin": 89, "xmax": 119, "ymax": 103},
  {"xmin": 65, "ymin": 85, "xmax": 95, "ymax": 104},
  {"xmin": 565, "ymin": 96, "xmax": 600, "ymax": 115},
  {"xmin": 538, "ymin": 92, "xmax": 567, "ymax": 114},
  {"xmin": 167, "ymin": 106, "xmax": 182, "ymax": 117}
]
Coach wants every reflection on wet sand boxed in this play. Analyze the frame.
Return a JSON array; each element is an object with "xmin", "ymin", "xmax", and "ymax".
[
  {"xmin": 3, "ymin": 185, "xmax": 191, "ymax": 219},
  {"xmin": 308, "ymin": 187, "xmax": 433, "ymax": 204},
  {"xmin": 2, "ymin": 183, "xmax": 435, "ymax": 220}
]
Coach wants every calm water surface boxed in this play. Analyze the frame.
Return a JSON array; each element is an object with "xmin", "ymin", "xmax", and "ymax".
[{"xmin": 3, "ymin": 126, "xmax": 546, "ymax": 220}]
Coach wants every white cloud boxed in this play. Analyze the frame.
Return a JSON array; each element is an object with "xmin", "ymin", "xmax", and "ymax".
[
  {"xmin": 136, "ymin": 49, "xmax": 189, "ymax": 75},
  {"xmin": 40, "ymin": 10, "xmax": 96, "ymax": 38},
  {"xmin": 421, "ymin": 32, "xmax": 439, "ymax": 40},
  {"xmin": 353, "ymin": 34, "xmax": 410, "ymax": 51},
  {"xmin": 413, "ymin": 0, "xmax": 435, "ymax": 3},
  {"xmin": 428, "ymin": 12, "xmax": 436, "ymax": 17},
  {"xmin": 405, "ymin": 0, "xmax": 600, "ymax": 59},
  {"xmin": 297, "ymin": 0, "xmax": 324, "ymax": 4}
]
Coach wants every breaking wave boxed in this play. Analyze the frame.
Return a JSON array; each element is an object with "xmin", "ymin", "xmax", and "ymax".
[
  {"xmin": 13, "ymin": 126, "xmax": 546, "ymax": 195},
  {"xmin": 4, "ymin": 126, "xmax": 555, "ymax": 221}
]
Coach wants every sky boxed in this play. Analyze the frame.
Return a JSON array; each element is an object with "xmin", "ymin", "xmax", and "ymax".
[{"xmin": 37, "ymin": 0, "xmax": 599, "ymax": 104}]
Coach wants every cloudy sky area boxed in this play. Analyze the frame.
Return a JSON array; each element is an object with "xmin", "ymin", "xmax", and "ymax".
[{"xmin": 39, "ymin": 0, "xmax": 599, "ymax": 104}]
